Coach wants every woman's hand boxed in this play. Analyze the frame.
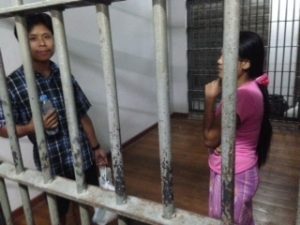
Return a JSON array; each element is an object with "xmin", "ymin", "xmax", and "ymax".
[
  {"xmin": 205, "ymin": 78, "xmax": 222, "ymax": 99},
  {"xmin": 214, "ymin": 146, "xmax": 222, "ymax": 155}
]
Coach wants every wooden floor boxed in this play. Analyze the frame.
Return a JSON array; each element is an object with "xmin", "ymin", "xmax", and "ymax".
[{"xmin": 12, "ymin": 117, "xmax": 300, "ymax": 225}]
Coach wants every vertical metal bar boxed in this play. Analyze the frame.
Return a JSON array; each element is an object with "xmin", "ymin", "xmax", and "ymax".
[
  {"xmin": 297, "ymin": 176, "xmax": 300, "ymax": 225},
  {"xmin": 13, "ymin": 1, "xmax": 60, "ymax": 224},
  {"xmin": 255, "ymin": 0, "xmax": 259, "ymax": 32},
  {"xmin": 50, "ymin": 10, "xmax": 90, "ymax": 225},
  {"xmin": 241, "ymin": 0, "xmax": 245, "ymax": 30},
  {"xmin": 286, "ymin": 0, "xmax": 296, "ymax": 111},
  {"xmin": 0, "ymin": 51, "xmax": 24, "ymax": 174},
  {"xmin": 262, "ymin": 0, "xmax": 266, "ymax": 43},
  {"xmin": 279, "ymin": 0, "xmax": 288, "ymax": 97},
  {"xmin": 14, "ymin": 9, "xmax": 52, "ymax": 186},
  {"xmin": 95, "ymin": 3, "xmax": 126, "ymax": 204},
  {"xmin": 0, "ymin": 47, "xmax": 37, "ymax": 225},
  {"xmin": 50, "ymin": 9, "xmax": 85, "ymax": 195},
  {"xmin": 153, "ymin": 0, "xmax": 174, "ymax": 219},
  {"xmin": 266, "ymin": 0, "xmax": 273, "ymax": 74},
  {"xmin": 16, "ymin": 16, "xmax": 58, "ymax": 225},
  {"xmin": 0, "ymin": 203, "xmax": 6, "ymax": 225},
  {"xmin": 0, "ymin": 178, "xmax": 13, "ymax": 225},
  {"xmin": 222, "ymin": 0, "xmax": 240, "ymax": 224},
  {"xmin": 118, "ymin": 216, "xmax": 129, "ymax": 225},
  {"xmin": 46, "ymin": 195, "xmax": 60, "ymax": 225},
  {"xmin": 248, "ymin": 0, "xmax": 252, "ymax": 30},
  {"xmin": 272, "ymin": 0, "xmax": 281, "ymax": 94},
  {"xmin": 18, "ymin": 185, "xmax": 36, "ymax": 225}
]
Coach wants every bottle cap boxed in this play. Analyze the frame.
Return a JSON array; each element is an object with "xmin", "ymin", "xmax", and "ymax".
[{"xmin": 39, "ymin": 94, "xmax": 48, "ymax": 102}]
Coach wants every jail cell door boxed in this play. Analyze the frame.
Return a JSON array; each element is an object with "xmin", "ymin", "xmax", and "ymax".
[{"xmin": 186, "ymin": 0, "xmax": 270, "ymax": 112}]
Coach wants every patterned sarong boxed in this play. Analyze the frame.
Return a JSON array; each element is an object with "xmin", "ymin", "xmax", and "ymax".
[{"xmin": 209, "ymin": 166, "xmax": 259, "ymax": 225}]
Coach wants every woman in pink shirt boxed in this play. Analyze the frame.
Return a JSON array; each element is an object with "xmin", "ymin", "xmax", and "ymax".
[{"xmin": 203, "ymin": 31, "xmax": 272, "ymax": 225}]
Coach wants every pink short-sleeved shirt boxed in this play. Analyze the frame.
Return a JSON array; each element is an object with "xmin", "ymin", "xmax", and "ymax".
[{"xmin": 208, "ymin": 81, "xmax": 263, "ymax": 174}]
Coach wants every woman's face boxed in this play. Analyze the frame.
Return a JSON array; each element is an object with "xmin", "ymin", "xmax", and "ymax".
[
  {"xmin": 28, "ymin": 24, "xmax": 55, "ymax": 63},
  {"xmin": 217, "ymin": 54, "xmax": 247, "ymax": 80}
]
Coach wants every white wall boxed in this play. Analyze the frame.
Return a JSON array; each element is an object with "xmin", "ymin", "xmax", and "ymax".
[
  {"xmin": 0, "ymin": 0, "xmax": 188, "ymax": 210},
  {"xmin": 64, "ymin": 1, "xmax": 158, "ymax": 147},
  {"xmin": 168, "ymin": 0, "xmax": 188, "ymax": 113}
]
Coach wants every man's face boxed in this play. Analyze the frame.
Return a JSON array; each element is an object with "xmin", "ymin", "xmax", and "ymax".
[{"xmin": 28, "ymin": 24, "xmax": 54, "ymax": 63}]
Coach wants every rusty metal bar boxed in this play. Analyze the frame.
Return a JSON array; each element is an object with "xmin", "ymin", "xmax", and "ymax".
[
  {"xmin": 0, "ymin": 161, "xmax": 220, "ymax": 225},
  {"xmin": 152, "ymin": 0, "xmax": 174, "ymax": 219},
  {"xmin": 0, "ymin": 0, "xmax": 123, "ymax": 18},
  {"xmin": 95, "ymin": 3, "xmax": 126, "ymax": 204},
  {"xmin": 14, "ymin": 5, "xmax": 52, "ymax": 187},
  {"xmin": 0, "ymin": 47, "xmax": 36, "ymax": 225},
  {"xmin": 19, "ymin": 184, "xmax": 37, "ymax": 225},
  {"xmin": 297, "ymin": 176, "xmax": 300, "ymax": 225},
  {"xmin": 13, "ymin": 1, "xmax": 60, "ymax": 224},
  {"xmin": 0, "ymin": 51, "xmax": 24, "ymax": 174},
  {"xmin": 50, "ymin": 9, "xmax": 90, "ymax": 225},
  {"xmin": 221, "ymin": 0, "xmax": 240, "ymax": 225},
  {"xmin": 0, "ymin": 178, "xmax": 13, "ymax": 225}
]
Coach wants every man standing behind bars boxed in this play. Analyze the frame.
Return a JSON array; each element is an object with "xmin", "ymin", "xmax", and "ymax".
[{"xmin": 0, "ymin": 13, "xmax": 108, "ymax": 224}]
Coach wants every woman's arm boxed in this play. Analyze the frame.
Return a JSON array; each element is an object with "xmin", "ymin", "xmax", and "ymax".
[{"xmin": 203, "ymin": 79, "xmax": 222, "ymax": 148}]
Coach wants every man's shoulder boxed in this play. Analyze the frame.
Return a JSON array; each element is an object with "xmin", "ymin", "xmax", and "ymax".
[
  {"xmin": 6, "ymin": 66, "xmax": 27, "ymax": 94},
  {"xmin": 8, "ymin": 66, "xmax": 24, "ymax": 79}
]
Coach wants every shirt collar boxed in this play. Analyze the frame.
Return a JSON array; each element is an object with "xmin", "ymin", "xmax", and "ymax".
[{"xmin": 19, "ymin": 60, "xmax": 60, "ymax": 78}]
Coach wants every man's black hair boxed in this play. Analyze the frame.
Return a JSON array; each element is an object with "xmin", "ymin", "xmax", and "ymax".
[
  {"xmin": 239, "ymin": 31, "xmax": 272, "ymax": 167},
  {"xmin": 14, "ymin": 13, "xmax": 53, "ymax": 39}
]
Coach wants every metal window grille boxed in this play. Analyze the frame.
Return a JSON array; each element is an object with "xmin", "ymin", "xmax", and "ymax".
[{"xmin": 187, "ymin": 0, "xmax": 300, "ymax": 123}]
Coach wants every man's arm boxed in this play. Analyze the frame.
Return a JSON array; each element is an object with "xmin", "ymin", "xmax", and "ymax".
[
  {"xmin": 80, "ymin": 114, "xmax": 108, "ymax": 166},
  {"xmin": 0, "ymin": 109, "xmax": 58, "ymax": 138},
  {"xmin": 0, "ymin": 122, "xmax": 34, "ymax": 138}
]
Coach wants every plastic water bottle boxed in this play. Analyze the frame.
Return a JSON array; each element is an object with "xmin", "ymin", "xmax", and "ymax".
[{"xmin": 39, "ymin": 94, "xmax": 58, "ymax": 135}]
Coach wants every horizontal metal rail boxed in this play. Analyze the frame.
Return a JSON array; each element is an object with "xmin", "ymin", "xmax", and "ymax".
[
  {"xmin": 0, "ymin": 0, "xmax": 123, "ymax": 18},
  {"xmin": 0, "ymin": 161, "xmax": 220, "ymax": 225}
]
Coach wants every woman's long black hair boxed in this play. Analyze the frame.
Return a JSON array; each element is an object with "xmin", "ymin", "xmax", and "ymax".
[{"xmin": 239, "ymin": 31, "xmax": 272, "ymax": 167}]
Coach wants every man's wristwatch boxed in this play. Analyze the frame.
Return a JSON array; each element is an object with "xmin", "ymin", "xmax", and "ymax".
[{"xmin": 92, "ymin": 143, "xmax": 100, "ymax": 151}]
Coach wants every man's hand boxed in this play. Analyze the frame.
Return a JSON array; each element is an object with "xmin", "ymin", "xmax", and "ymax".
[
  {"xmin": 94, "ymin": 148, "xmax": 108, "ymax": 166},
  {"xmin": 43, "ymin": 109, "xmax": 58, "ymax": 130}
]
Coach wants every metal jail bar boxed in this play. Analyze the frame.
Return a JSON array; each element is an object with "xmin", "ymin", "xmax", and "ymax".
[
  {"xmin": 0, "ymin": 177, "xmax": 12, "ymax": 225},
  {"xmin": 152, "ymin": 0, "xmax": 174, "ymax": 219},
  {"xmin": 298, "ymin": 177, "xmax": 300, "ymax": 225},
  {"xmin": 95, "ymin": 3, "xmax": 126, "ymax": 205},
  {"xmin": 221, "ymin": 0, "xmax": 239, "ymax": 224},
  {"xmin": 0, "ymin": 48, "xmax": 25, "ymax": 225},
  {"xmin": 14, "ymin": 0, "xmax": 61, "ymax": 223},
  {"xmin": 0, "ymin": 162, "xmax": 220, "ymax": 225},
  {"xmin": 50, "ymin": 9, "xmax": 90, "ymax": 225},
  {"xmin": 0, "ymin": 1, "xmax": 241, "ymax": 225}
]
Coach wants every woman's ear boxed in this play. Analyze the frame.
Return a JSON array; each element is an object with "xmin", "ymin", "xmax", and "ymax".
[{"xmin": 241, "ymin": 60, "xmax": 251, "ymax": 70}]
